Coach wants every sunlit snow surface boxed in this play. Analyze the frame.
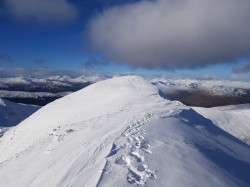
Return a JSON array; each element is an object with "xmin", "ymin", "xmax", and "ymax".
[
  {"xmin": 193, "ymin": 104, "xmax": 250, "ymax": 145},
  {"xmin": 0, "ymin": 76, "xmax": 250, "ymax": 187}
]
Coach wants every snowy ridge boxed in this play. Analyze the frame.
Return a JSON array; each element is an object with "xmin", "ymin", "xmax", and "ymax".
[
  {"xmin": 0, "ymin": 76, "xmax": 163, "ymax": 186},
  {"xmin": 0, "ymin": 76, "xmax": 250, "ymax": 186},
  {"xmin": 193, "ymin": 104, "xmax": 250, "ymax": 145}
]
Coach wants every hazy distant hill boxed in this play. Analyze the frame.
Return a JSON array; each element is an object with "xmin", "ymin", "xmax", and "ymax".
[{"xmin": 151, "ymin": 78, "xmax": 250, "ymax": 107}]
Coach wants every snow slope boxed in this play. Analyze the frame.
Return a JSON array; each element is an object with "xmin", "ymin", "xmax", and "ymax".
[
  {"xmin": 0, "ymin": 76, "xmax": 250, "ymax": 187},
  {"xmin": 193, "ymin": 104, "xmax": 250, "ymax": 145},
  {"xmin": 0, "ymin": 99, "xmax": 39, "ymax": 127}
]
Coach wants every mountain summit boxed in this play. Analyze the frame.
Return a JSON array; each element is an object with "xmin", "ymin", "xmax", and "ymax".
[{"xmin": 0, "ymin": 76, "xmax": 250, "ymax": 187}]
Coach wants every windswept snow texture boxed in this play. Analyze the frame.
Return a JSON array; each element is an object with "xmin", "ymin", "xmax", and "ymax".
[
  {"xmin": 0, "ymin": 99, "xmax": 39, "ymax": 127},
  {"xmin": 193, "ymin": 104, "xmax": 250, "ymax": 145},
  {"xmin": 0, "ymin": 76, "xmax": 250, "ymax": 187}
]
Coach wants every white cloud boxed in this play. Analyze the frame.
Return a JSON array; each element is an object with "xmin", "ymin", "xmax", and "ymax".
[
  {"xmin": 87, "ymin": 0, "xmax": 250, "ymax": 69},
  {"xmin": 5, "ymin": 0, "xmax": 78, "ymax": 24}
]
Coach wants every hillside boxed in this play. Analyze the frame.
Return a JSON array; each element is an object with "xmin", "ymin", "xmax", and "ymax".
[
  {"xmin": 193, "ymin": 104, "xmax": 250, "ymax": 145},
  {"xmin": 0, "ymin": 99, "xmax": 39, "ymax": 138},
  {"xmin": 0, "ymin": 76, "xmax": 249, "ymax": 187},
  {"xmin": 151, "ymin": 78, "xmax": 250, "ymax": 107},
  {"xmin": 0, "ymin": 99, "xmax": 39, "ymax": 128}
]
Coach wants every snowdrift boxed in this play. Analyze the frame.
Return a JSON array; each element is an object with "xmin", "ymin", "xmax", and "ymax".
[
  {"xmin": 0, "ymin": 76, "xmax": 249, "ymax": 187},
  {"xmin": 193, "ymin": 104, "xmax": 250, "ymax": 145}
]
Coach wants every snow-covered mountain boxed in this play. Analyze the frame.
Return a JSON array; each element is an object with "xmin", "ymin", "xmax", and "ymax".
[
  {"xmin": 151, "ymin": 78, "xmax": 250, "ymax": 107},
  {"xmin": 0, "ymin": 76, "xmax": 250, "ymax": 186}
]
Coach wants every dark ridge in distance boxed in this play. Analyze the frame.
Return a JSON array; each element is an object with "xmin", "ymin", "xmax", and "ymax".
[
  {"xmin": 0, "ymin": 82, "xmax": 92, "ymax": 93},
  {"xmin": 166, "ymin": 91, "xmax": 250, "ymax": 107},
  {"xmin": 4, "ymin": 97, "xmax": 60, "ymax": 106}
]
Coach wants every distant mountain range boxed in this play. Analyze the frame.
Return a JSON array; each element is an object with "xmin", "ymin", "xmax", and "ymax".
[
  {"xmin": 0, "ymin": 75, "xmax": 250, "ymax": 107},
  {"xmin": 0, "ymin": 75, "xmax": 107, "ymax": 93},
  {"xmin": 0, "ymin": 75, "xmax": 107, "ymax": 105},
  {"xmin": 151, "ymin": 78, "xmax": 250, "ymax": 107}
]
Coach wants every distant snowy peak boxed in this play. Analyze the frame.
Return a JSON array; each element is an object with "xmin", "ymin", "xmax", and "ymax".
[
  {"xmin": 0, "ymin": 77, "xmax": 29, "ymax": 85},
  {"xmin": 0, "ymin": 75, "xmax": 107, "ymax": 93},
  {"xmin": 151, "ymin": 78, "xmax": 250, "ymax": 96}
]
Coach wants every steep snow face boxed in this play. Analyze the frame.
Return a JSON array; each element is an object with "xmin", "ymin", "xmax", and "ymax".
[
  {"xmin": 193, "ymin": 104, "xmax": 250, "ymax": 145},
  {"xmin": 0, "ymin": 99, "xmax": 39, "ymax": 128},
  {"xmin": 0, "ymin": 76, "xmax": 250, "ymax": 187}
]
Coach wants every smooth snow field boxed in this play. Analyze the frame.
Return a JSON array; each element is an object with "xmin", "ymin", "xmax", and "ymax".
[
  {"xmin": 193, "ymin": 104, "xmax": 250, "ymax": 145},
  {"xmin": 0, "ymin": 76, "xmax": 250, "ymax": 187}
]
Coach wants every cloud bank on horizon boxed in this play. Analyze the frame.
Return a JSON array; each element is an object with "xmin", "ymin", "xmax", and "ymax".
[
  {"xmin": 0, "ymin": 67, "xmax": 87, "ymax": 78},
  {"xmin": 87, "ymin": 0, "xmax": 250, "ymax": 69},
  {"xmin": 4, "ymin": 0, "xmax": 78, "ymax": 24}
]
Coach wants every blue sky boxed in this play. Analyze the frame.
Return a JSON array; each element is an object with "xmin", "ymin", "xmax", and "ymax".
[{"xmin": 0, "ymin": 0, "xmax": 250, "ymax": 80}]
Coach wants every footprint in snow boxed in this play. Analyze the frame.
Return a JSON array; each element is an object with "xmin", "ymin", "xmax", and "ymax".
[
  {"xmin": 130, "ymin": 151, "xmax": 145, "ymax": 162},
  {"xmin": 115, "ymin": 155, "xmax": 131, "ymax": 166},
  {"xmin": 114, "ymin": 116, "xmax": 156, "ymax": 185}
]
